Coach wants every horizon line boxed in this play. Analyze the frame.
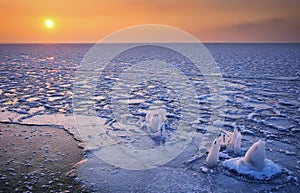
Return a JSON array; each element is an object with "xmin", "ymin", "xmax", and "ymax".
[{"xmin": 0, "ymin": 41, "xmax": 299, "ymax": 44}]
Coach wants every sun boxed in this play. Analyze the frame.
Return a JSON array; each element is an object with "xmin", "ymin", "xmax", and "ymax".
[{"xmin": 44, "ymin": 19, "xmax": 54, "ymax": 29}]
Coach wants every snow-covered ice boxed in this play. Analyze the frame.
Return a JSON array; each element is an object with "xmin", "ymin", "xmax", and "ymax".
[{"xmin": 223, "ymin": 157, "xmax": 282, "ymax": 180}]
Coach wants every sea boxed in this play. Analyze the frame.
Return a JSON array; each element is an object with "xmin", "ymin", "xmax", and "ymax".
[{"xmin": 0, "ymin": 43, "xmax": 299, "ymax": 192}]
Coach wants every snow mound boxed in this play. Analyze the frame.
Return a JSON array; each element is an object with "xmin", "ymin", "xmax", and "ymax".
[{"xmin": 222, "ymin": 157, "xmax": 282, "ymax": 180}]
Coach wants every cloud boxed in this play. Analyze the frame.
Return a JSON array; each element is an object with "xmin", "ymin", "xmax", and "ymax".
[
  {"xmin": 210, "ymin": 17, "xmax": 300, "ymax": 42},
  {"xmin": 232, "ymin": 17, "xmax": 286, "ymax": 30},
  {"xmin": 192, "ymin": 16, "xmax": 300, "ymax": 42},
  {"xmin": 233, "ymin": 22, "xmax": 254, "ymax": 30}
]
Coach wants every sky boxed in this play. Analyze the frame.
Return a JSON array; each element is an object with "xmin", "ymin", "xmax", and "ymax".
[{"xmin": 0, "ymin": 0, "xmax": 299, "ymax": 43}]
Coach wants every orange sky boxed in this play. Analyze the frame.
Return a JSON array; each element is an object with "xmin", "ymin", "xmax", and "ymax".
[{"xmin": 0, "ymin": 0, "xmax": 299, "ymax": 43}]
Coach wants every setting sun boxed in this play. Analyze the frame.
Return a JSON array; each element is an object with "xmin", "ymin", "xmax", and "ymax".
[{"xmin": 44, "ymin": 19, "xmax": 54, "ymax": 29}]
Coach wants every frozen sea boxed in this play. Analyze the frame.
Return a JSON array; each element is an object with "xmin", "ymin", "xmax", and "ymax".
[{"xmin": 0, "ymin": 43, "xmax": 299, "ymax": 192}]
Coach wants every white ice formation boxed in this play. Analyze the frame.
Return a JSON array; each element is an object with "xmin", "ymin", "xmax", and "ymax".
[
  {"xmin": 219, "ymin": 128, "xmax": 242, "ymax": 155},
  {"xmin": 143, "ymin": 109, "xmax": 167, "ymax": 140},
  {"xmin": 206, "ymin": 138, "xmax": 220, "ymax": 167},
  {"xmin": 243, "ymin": 140, "xmax": 266, "ymax": 170},
  {"xmin": 222, "ymin": 140, "xmax": 282, "ymax": 180}
]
